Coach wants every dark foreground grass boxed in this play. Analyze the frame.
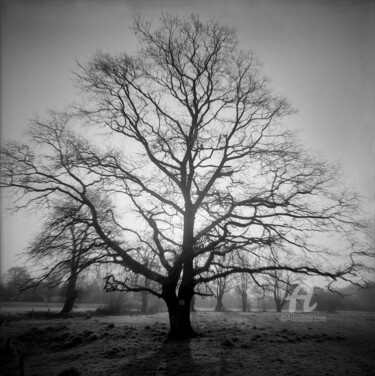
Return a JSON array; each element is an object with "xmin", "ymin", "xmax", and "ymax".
[{"xmin": 1, "ymin": 311, "xmax": 374, "ymax": 376}]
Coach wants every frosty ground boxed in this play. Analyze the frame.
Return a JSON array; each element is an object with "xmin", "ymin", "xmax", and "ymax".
[{"xmin": 1, "ymin": 311, "xmax": 374, "ymax": 376}]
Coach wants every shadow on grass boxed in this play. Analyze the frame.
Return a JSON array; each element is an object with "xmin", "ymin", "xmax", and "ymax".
[{"xmin": 119, "ymin": 337, "xmax": 212, "ymax": 375}]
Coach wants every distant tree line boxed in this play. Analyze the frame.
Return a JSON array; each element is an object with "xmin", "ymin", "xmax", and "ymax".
[
  {"xmin": 0, "ymin": 266, "xmax": 162, "ymax": 313},
  {"xmin": 312, "ymin": 285, "xmax": 375, "ymax": 312},
  {"xmin": 2, "ymin": 266, "xmax": 374, "ymax": 313}
]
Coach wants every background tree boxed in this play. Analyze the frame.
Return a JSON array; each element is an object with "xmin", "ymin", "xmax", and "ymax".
[
  {"xmin": 205, "ymin": 260, "xmax": 233, "ymax": 312},
  {"xmin": 251, "ymin": 283, "xmax": 267, "ymax": 312},
  {"xmin": 258, "ymin": 250, "xmax": 304, "ymax": 312},
  {"xmin": 1, "ymin": 14, "xmax": 373, "ymax": 338},
  {"xmin": 262, "ymin": 269, "xmax": 302, "ymax": 312},
  {"xmin": 213, "ymin": 275, "xmax": 230, "ymax": 312},
  {"xmin": 137, "ymin": 249, "xmax": 158, "ymax": 314},
  {"xmin": 1, "ymin": 267, "xmax": 33, "ymax": 301},
  {"xmin": 27, "ymin": 198, "xmax": 111, "ymax": 314},
  {"xmin": 234, "ymin": 273, "xmax": 251, "ymax": 312},
  {"xmin": 313, "ymin": 287, "xmax": 342, "ymax": 313}
]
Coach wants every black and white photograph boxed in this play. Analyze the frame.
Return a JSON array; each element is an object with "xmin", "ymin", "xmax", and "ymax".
[{"xmin": 1, "ymin": 1, "xmax": 374, "ymax": 375}]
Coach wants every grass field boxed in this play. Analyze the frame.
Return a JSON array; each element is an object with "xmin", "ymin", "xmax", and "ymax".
[
  {"xmin": 1, "ymin": 310, "xmax": 374, "ymax": 376},
  {"xmin": 0, "ymin": 301, "xmax": 105, "ymax": 314}
]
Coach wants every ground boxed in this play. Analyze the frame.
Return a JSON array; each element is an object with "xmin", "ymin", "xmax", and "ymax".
[{"xmin": 1, "ymin": 310, "xmax": 375, "ymax": 376}]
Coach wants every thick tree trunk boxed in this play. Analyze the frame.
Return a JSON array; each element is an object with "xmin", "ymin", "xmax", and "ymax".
[
  {"xmin": 164, "ymin": 283, "xmax": 196, "ymax": 339},
  {"xmin": 275, "ymin": 300, "xmax": 282, "ymax": 313},
  {"xmin": 166, "ymin": 298, "xmax": 195, "ymax": 339},
  {"xmin": 274, "ymin": 292, "xmax": 286, "ymax": 313},
  {"xmin": 164, "ymin": 208, "xmax": 196, "ymax": 339},
  {"xmin": 61, "ymin": 272, "xmax": 78, "ymax": 314},
  {"xmin": 215, "ymin": 293, "xmax": 224, "ymax": 312}
]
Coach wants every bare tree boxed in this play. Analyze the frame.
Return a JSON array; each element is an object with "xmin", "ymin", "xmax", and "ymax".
[
  {"xmin": 1, "ymin": 14, "xmax": 372, "ymax": 338},
  {"xmin": 204, "ymin": 258, "xmax": 233, "ymax": 312},
  {"xmin": 137, "ymin": 250, "xmax": 158, "ymax": 314},
  {"xmin": 262, "ymin": 270, "xmax": 302, "ymax": 313},
  {"xmin": 252, "ymin": 283, "xmax": 267, "ymax": 312},
  {"xmin": 256, "ymin": 249, "xmax": 303, "ymax": 312},
  {"xmin": 26, "ymin": 198, "xmax": 111, "ymax": 314},
  {"xmin": 234, "ymin": 273, "xmax": 251, "ymax": 312},
  {"xmin": 213, "ymin": 276, "xmax": 230, "ymax": 312},
  {"xmin": 1, "ymin": 267, "xmax": 33, "ymax": 301}
]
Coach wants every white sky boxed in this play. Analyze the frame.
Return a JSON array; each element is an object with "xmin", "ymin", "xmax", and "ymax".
[{"xmin": 1, "ymin": 0, "xmax": 374, "ymax": 274}]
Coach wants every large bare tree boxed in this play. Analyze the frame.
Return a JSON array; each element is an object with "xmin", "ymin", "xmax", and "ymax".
[{"xmin": 1, "ymin": 14, "xmax": 372, "ymax": 338}]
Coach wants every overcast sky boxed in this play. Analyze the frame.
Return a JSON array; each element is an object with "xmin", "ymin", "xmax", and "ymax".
[{"xmin": 1, "ymin": 0, "xmax": 374, "ymax": 273}]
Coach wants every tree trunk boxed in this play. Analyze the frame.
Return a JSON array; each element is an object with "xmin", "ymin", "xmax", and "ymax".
[
  {"xmin": 215, "ymin": 292, "xmax": 224, "ymax": 312},
  {"xmin": 166, "ymin": 298, "xmax": 195, "ymax": 339},
  {"xmin": 258, "ymin": 297, "xmax": 266, "ymax": 312},
  {"xmin": 141, "ymin": 291, "xmax": 148, "ymax": 314},
  {"xmin": 275, "ymin": 299, "xmax": 282, "ymax": 313},
  {"xmin": 61, "ymin": 228, "xmax": 80, "ymax": 315},
  {"xmin": 140, "ymin": 277, "xmax": 150, "ymax": 314},
  {"xmin": 164, "ymin": 284, "xmax": 196, "ymax": 339},
  {"xmin": 190, "ymin": 295, "xmax": 196, "ymax": 312},
  {"xmin": 241, "ymin": 292, "xmax": 248, "ymax": 312},
  {"xmin": 61, "ymin": 272, "xmax": 78, "ymax": 314},
  {"xmin": 164, "ymin": 208, "xmax": 196, "ymax": 339}
]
